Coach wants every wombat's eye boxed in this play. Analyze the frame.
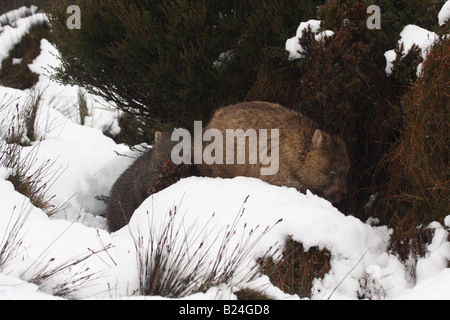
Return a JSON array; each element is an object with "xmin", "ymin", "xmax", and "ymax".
[{"xmin": 329, "ymin": 172, "xmax": 336, "ymax": 180}]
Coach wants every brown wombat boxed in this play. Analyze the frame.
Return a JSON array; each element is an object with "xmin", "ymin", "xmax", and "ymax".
[
  {"xmin": 196, "ymin": 101, "xmax": 350, "ymax": 204},
  {"xmin": 105, "ymin": 132, "xmax": 193, "ymax": 232},
  {"xmin": 106, "ymin": 101, "xmax": 349, "ymax": 231}
]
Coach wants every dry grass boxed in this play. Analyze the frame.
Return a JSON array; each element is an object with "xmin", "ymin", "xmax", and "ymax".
[
  {"xmin": 0, "ymin": 98, "xmax": 64, "ymax": 215},
  {"xmin": 373, "ymin": 36, "xmax": 449, "ymax": 269},
  {"xmin": 259, "ymin": 236, "xmax": 331, "ymax": 298},
  {"xmin": 132, "ymin": 196, "xmax": 281, "ymax": 298},
  {"xmin": 24, "ymin": 230, "xmax": 113, "ymax": 298},
  {"xmin": 0, "ymin": 203, "xmax": 112, "ymax": 298},
  {"xmin": 0, "ymin": 204, "xmax": 31, "ymax": 272},
  {"xmin": 0, "ymin": 139, "xmax": 62, "ymax": 215}
]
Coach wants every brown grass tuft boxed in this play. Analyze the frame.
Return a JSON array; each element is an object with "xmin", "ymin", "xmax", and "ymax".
[
  {"xmin": 259, "ymin": 236, "xmax": 331, "ymax": 298},
  {"xmin": 373, "ymin": 36, "xmax": 449, "ymax": 267},
  {"xmin": 0, "ymin": 23, "xmax": 49, "ymax": 90}
]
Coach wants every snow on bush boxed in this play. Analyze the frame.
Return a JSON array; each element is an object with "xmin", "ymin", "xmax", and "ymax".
[
  {"xmin": 439, "ymin": 0, "xmax": 450, "ymax": 26},
  {"xmin": 384, "ymin": 25, "xmax": 440, "ymax": 76},
  {"xmin": 285, "ymin": 19, "xmax": 334, "ymax": 60}
]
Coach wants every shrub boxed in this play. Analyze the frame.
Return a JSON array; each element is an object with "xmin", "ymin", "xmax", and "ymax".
[
  {"xmin": 370, "ymin": 0, "xmax": 447, "ymax": 37},
  {"xmin": 114, "ymin": 113, "xmax": 171, "ymax": 146},
  {"xmin": 372, "ymin": 36, "xmax": 449, "ymax": 264},
  {"xmin": 247, "ymin": 0, "xmax": 444, "ymax": 216},
  {"xmin": 46, "ymin": 0, "xmax": 323, "ymax": 136}
]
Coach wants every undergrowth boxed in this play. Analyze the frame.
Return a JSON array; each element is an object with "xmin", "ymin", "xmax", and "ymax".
[
  {"xmin": 0, "ymin": 21, "xmax": 49, "ymax": 90},
  {"xmin": 259, "ymin": 236, "xmax": 331, "ymax": 298},
  {"xmin": 372, "ymin": 36, "xmax": 449, "ymax": 270},
  {"xmin": 0, "ymin": 203, "xmax": 114, "ymax": 298},
  {"xmin": 0, "ymin": 204, "xmax": 31, "ymax": 273},
  {"xmin": 0, "ymin": 97, "xmax": 63, "ymax": 216},
  {"xmin": 132, "ymin": 196, "xmax": 281, "ymax": 298}
]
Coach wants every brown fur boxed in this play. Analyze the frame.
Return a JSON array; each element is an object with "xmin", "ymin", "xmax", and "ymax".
[
  {"xmin": 105, "ymin": 132, "xmax": 192, "ymax": 232},
  {"xmin": 196, "ymin": 101, "xmax": 350, "ymax": 203},
  {"xmin": 106, "ymin": 101, "xmax": 350, "ymax": 232}
]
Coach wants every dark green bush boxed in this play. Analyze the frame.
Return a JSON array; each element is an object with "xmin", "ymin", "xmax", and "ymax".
[
  {"xmin": 46, "ymin": 0, "xmax": 322, "ymax": 135},
  {"xmin": 370, "ymin": 0, "xmax": 447, "ymax": 37}
]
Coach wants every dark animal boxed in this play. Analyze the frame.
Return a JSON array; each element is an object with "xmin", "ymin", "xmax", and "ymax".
[{"xmin": 105, "ymin": 132, "xmax": 192, "ymax": 232}]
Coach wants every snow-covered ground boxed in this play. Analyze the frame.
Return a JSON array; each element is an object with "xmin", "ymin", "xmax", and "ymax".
[{"xmin": 0, "ymin": 5, "xmax": 449, "ymax": 300}]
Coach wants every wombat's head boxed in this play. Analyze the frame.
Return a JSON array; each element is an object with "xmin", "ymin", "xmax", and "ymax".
[{"xmin": 299, "ymin": 129, "xmax": 350, "ymax": 203}]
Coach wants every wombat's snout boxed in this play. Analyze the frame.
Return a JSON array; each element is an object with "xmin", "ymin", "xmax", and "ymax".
[{"xmin": 325, "ymin": 190, "xmax": 346, "ymax": 203}]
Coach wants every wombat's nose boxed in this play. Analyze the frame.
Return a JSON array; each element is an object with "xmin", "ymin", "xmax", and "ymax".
[{"xmin": 332, "ymin": 191, "xmax": 345, "ymax": 203}]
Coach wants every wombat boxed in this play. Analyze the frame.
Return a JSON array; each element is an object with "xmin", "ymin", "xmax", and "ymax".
[
  {"xmin": 196, "ymin": 101, "xmax": 350, "ymax": 204},
  {"xmin": 105, "ymin": 132, "xmax": 192, "ymax": 232},
  {"xmin": 106, "ymin": 101, "xmax": 349, "ymax": 231}
]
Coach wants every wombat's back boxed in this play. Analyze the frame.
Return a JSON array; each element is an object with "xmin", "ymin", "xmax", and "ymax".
[
  {"xmin": 106, "ymin": 132, "xmax": 189, "ymax": 232},
  {"xmin": 197, "ymin": 101, "xmax": 350, "ymax": 204}
]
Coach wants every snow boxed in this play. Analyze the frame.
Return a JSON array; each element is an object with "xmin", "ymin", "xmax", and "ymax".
[
  {"xmin": 384, "ymin": 25, "xmax": 440, "ymax": 77},
  {"xmin": 0, "ymin": 7, "xmax": 449, "ymax": 300},
  {"xmin": 445, "ymin": 216, "xmax": 450, "ymax": 228},
  {"xmin": 285, "ymin": 13, "xmax": 446, "ymax": 78},
  {"xmin": 399, "ymin": 269, "xmax": 450, "ymax": 300},
  {"xmin": 285, "ymin": 20, "xmax": 334, "ymax": 60},
  {"xmin": 0, "ymin": 6, "xmax": 39, "ymax": 27},
  {"xmin": 415, "ymin": 222, "xmax": 450, "ymax": 281},
  {"xmin": 27, "ymin": 38, "xmax": 122, "ymax": 135},
  {"xmin": 439, "ymin": 1, "xmax": 450, "ymax": 26},
  {"xmin": 0, "ymin": 10, "xmax": 47, "ymax": 65},
  {"xmin": 0, "ymin": 274, "xmax": 62, "ymax": 300}
]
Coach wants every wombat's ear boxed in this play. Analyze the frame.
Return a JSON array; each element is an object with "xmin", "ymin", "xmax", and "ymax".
[
  {"xmin": 312, "ymin": 129, "xmax": 324, "ymax": 148},
  {"xmin": 155, "ymin": 131, "xmax": 163, "ymax": 143}
]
